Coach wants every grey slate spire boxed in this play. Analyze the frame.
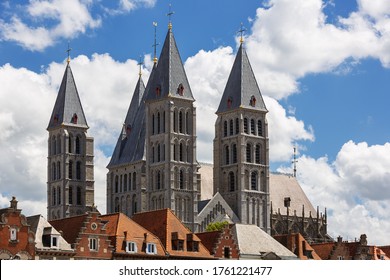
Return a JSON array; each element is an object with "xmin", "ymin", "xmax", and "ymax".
[
  {"xmin": 47, "ymin": 64, "xmax": 88, "ymax": 130},
  {"xmin": 146, "ymin": 28, "xmax": 194, "ymax": 101},
  {"xmin": 217, "ymin": 43, "xmax": 267, "ymax": 114},
  {"xmin": 107, "ymin": 74, "xmax": 146, "ymax": 167}
]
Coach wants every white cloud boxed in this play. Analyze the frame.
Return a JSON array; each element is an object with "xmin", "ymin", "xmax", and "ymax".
[{"xmin": 283, "ymin": 141, "xmax": 390, "ymax": 245}]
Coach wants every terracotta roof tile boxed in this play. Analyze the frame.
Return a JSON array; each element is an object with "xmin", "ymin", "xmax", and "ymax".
[{"xmin": 50, "ymin": 214, "xmax": 88, "ymax": 244}]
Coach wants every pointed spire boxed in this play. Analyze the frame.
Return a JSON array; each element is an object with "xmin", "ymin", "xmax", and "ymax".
[
  {"xmin": 47, "ymin": 64, "xmax": 88, "ymax": 130},
  {"xmin": 217, "ymin": 43, "xmax": 267, "ymax": 114}
]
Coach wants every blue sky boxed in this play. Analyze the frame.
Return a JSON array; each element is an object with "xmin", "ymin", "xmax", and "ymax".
[{"xmin": 1, "ymin": 0, "xmax": 390, "ymax": 245}]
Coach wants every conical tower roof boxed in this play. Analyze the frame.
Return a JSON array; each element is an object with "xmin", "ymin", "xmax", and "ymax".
[
  {"xmin": 107, "ymin": 74, "xmax": 146, "ymax": 168},
  {"xmin": 47, "ymin": 64, "xmax": 88, "ymax": 130},
  {"xmin": 146, "ymin": 28, "xmax": 194, "ymax": 101},
  {"xmin": 217, "ymin": 44, "xmax": 267, "ymax": 114}
]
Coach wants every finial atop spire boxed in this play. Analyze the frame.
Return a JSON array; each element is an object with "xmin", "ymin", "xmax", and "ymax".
[
  {"xmin": 237, "ymin": 22, "xmax": 246, "ymax": 44},
  {"xmin": 66, "ymin": 42, "xmax": 72, "ymax": 64},
  {"xmin": 152, "ymin": 21, "xmax": 159, "ymax": 64},
  {"xmin": 292, "ymin": 145, "xmax": 298, "ymax": 177},
  {"xmin": 167, "ymin": 4, "xmax": 174, "ymax": 30},
  {"xmin": 137, "ymin": 55, "xmax": 144, "ymax": 77}
]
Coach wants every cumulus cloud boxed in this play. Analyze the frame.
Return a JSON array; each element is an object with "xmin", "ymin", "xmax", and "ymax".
[{"xmin": 279, "ymin": 141, "xmax": 390, "ymax": 245}]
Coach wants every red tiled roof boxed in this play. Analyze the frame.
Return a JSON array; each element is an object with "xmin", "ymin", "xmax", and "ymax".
[
  {"xmin": 311, "ymin": 242, "xmax": 335, "ymax": 260},
  {"xmin": 50, "ymin": 214, "xmax": 88, "ymax": 244},
  {"xmin": 274, "ymin": 233, "xmax": 321, "ymax": 260},
  {"xmin": 196, "ymin": 231, "xmax": 221, "ymax": 254}
]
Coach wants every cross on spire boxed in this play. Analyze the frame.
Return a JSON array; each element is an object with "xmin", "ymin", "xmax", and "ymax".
[
  {"xmin": 292, "ymin": 145, "xmax": 298, "ymax": 177},
  {"xmin": 167, "ymin": 4, "xmax": 175, "ymax": 30},
  {"xmin": 137, "ymin": 55, "xmax": 144, "ymax": 76},
  {"xmin": 237, "ymin": 23, "xmax": 246, "ymax": 44},
  {"xmin": 66, "ymin": 42, "xmax": 72, "ymax": 64},
  {"xmin": 152, "ymin": 21, "xmax": 159, "ymax": 64}
]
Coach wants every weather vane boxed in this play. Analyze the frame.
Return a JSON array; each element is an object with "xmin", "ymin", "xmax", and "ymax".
[
  {"xmin": 152, "ymin": 21, "xmax": 159, "ymax": 64},
  {"xmin": 167, "ymin": 4, "xmax": 175, "ymax": 29},
  {"xmin": 137, "ymin": 55, "xmax": 144, "ymax": 76},
  {"xmin": 66, "ymin": 42, "xmax": 72, "ymax": 64},
  {"xmin": 237, "ymin": 23, "xmax": 246, "ymax": 44}
]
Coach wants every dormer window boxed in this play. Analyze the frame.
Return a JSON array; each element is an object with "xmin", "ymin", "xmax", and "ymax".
[
  {"xmin": 227, "ymin": 97, "xmax": 233, "ymax": 109},
  {"xmin": 250, "ymin": 95, "xmax": 257, "ymax": 107},
  {"xmin": 126, "ymin": 241, "xmax": 137, "ymax": 253},
  {"xmin": 71, "ymin": 113, "xmax": 78, "ymax": 124},
  {"xmin": 177, "ymin": 83, "xmax": 184, "ymax": 96},
  {"xmin": 146, "ymin": 243, "xmax": 157, "ymax": 254},
  {"xmin": 156, "ymin": 85, "xmax": 161, "ymax": 97}
]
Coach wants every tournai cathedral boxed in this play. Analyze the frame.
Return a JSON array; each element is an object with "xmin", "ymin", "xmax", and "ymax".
[{"xmin": 46, "ymin": 20, "xmax": 329, "ymax": 242}]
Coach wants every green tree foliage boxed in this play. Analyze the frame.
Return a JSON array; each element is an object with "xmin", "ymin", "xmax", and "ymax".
[{"xmin": 205, "ymin": 221, "xmax": 229, "ymax": 232}]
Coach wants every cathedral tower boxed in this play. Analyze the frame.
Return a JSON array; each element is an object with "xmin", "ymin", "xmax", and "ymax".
[
  {"xmin": 47, "ymin": 61, "xmax": 94, "ymax": 220},
  {"xmin": 213, "ymin": 41, "xmax": 270, "ymax": 233},
  {"xmin": 144, "ymin": 24, "xmax": 200, "ymax": 231}
]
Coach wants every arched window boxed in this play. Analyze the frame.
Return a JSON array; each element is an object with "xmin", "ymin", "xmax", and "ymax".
[
  {"xmin": 157, "ymin": 112, "xmax": 161, "ymax": 134},
  {"xmin": 229, "ymin": 119, "xmax": 234, "ymax": 135},
  {"xmin": 75, "ymin": 136, "xmax": 81, "ymax": 154},
  {"xmin": 235, "ymin": 118, "xmax": 239, "ymax": 134},
  {"xmin": 115, "ymin": 175, "xmax": 119, "ymax": 193},
  {"xmin": 76, "ymin": 161, "xmax": 81, "ymax": 180},
  {"xmin": 179, "ymin": 111, "xmax": 183, "ymax": 133},
  {"xmin": 120, "ymin": 174, "xmax": 123, "ymax": 192},
  {"xmin": 163, "ymin": 111, "xmax": 166, "ymax": 133},
  {"xmin": 152, "ymin": 113, "xmax": 155, "ymax": 135},
  {"xmin": 173, "ymin": 143, "xmax": 177, "ymax": 161},
  {"xmin": 179, "ymin": 170, "xmax": 184, "ymax": 189},
  {"xmin": 225, "ymin": 146, "xmax": 230, "ymax": 165},
  {"xmin": 224, "ymin": 121, "xmax": 228, "ymax": 137},
  {"xmin": 57, "ymin": 161, "xmax": 61, "ymax": 180},
  {"xmin": 257, "ymin": 120, "xmax": 263, "ymax": 136},
  {"xmin": 68, "ymin": 134, "xmax": 72, "ymax": 153},
  {"xmin": 132, "ymin": 173, "xmax": 136, "ymax": 190},
  {"xmin": 186, "ymin": 111, "xmax": 190, "ymax": 134},
  {"xmin": 52, "ymin": 188, "xmax": 56, "ymax": 206},
  {"xmin": 250, "ymin": 119, "xmax": 255, "ymax": 135},
  {"xmin": 162, "ymin": 144, "xmax": 165, "ymax": 161},
  {"xmin": 246, "ymin": 144, "xmax": 252, "ymax": 163},
  {"xmin": 157, "ymin": 143, "xmax": 161, "ymax": 162},
  {"xmin": 251, "ymin": 172, "xmax": 258, "ymax": 190},
  {"xmin": 244, "ymin": 118, "xmax": 248, "ymax": 134},
  {"xmin": 232, "ymin": 144, "xmax": 237, "ymax": 164},
  {"xmin": 157, "ymin": 171, "xmax": 161, "ymax": 190},
  {"xmin": 152, "ymin": 146, "xmax": 155, "ymax": 163},
  {"xmin": 179, "ymin": 143, "xmax": 184, "ymax": 162},
  {"xmin": 69, "ymin": 186, "xmax": 73, "ymax": 204},
  {"xmin": 132, "ymin": 194, "xmax": 137, "ymax": 214},
  {"xmin": 229, "ymin": 172, "xmax": 235, "ymax": 192},
  {"xmin": 76, "ymin": 187, "xmax": 82, "ymax": 205},
  {"xmin": 68, "ymin": 161, "xmax": 73, "ymax": 179},
  {"xmin": 255, "ymin": 144, "xmax": 261, "ymax": 164},
  {"xmin": 52, "ymin": 136, "xmax": 56, "ymax": 155},
  {"xmin": 173, "ymin": 110, "xmax": 177, "ymax": 132},
  {"xmin": 58, "ymin": 187, "xmax": 61, "ymax": 205},
  {"xmin": 52, "ymin": 162, "xmax": 56, "ymax": 181},
  {"xmin": 124, "ymin": 174, "xmax": 128, "ymax": 192},
  {"xmin": 57, "ymin": 136, "xmax": 61, "ymax": 153}
]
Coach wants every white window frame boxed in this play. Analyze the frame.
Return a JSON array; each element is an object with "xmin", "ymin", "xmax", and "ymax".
[
  {"xmin": 51, "ymin": 235, "xmax": 58, "ymax": 248},
  {"xmin": 89, "ymin": 237, "xmax": 98, "ymax": 251},
  {"xmin": 10, "ymin": 228, "xmax": 17, "ymax": 241},
  {"xmin": 126, "ymin": 241, "xmax": 137, "ymax": 253},
  {"xmin": 146, "ymin": 243, "xmax": 157, "ymax": 254}
]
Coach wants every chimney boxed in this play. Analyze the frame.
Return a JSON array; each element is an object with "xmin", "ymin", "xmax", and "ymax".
[{"xmin": 10, "ymin": 196, "xmax": 18, "ymax": 210}]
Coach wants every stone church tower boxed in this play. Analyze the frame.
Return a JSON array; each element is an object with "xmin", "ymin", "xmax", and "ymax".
[
  {"xmin": 106, "ymin": 23, "xmax": 200, "ymax": 231},
  {"xmin": 47, "ymin": 62, "xmax": 94, "ymax": 220},
  {"xmin": 213, "ymin": 42, "xmax": 270, "ymax": 233}
]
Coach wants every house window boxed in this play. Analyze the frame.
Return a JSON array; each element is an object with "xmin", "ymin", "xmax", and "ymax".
[
  {"xmin": 10, "ymin": 228, "xmax": 17, "ymax": 241},
  {"xmin": 126, "ymin": 241, "xmax": 137, "ymax": 253},
  {"xmin": 89, "ymin": 238, "xmax": 98, "ymax": 251},
  {"xmin": 224, "ymin": 247, "xmax": 231, "ymax": 259},
  {"xmin": 146, "ymin": 243, "xmax": 157, "ymax": 254},
  {"xmin": 172, "ymin": 239, "xmax": 184, "ymax": 251},
  {"xmin": 337, "ymin": 256, "xmax": 344, "ymax": 260},
  {"xmin": 52, "ymin": 236, "xmax": 58, "ymax": 247}
]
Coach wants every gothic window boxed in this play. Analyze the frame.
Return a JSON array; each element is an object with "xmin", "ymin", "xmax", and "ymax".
[
  {"xmin": 58, "ymin": 187, "xmax": 61, "ymax": 205},
  {"xmin": 173, "ymin": 110, "xmax": 177, "ymax": 132},
  {"xmin": 132, "ymin": 173, "xmax": 136, "ymax": 190},
  {"xmin": 163, "ymin": 111, "xmax": 166, "ymax": 133},
  {"xmin": 52, "ymin": 188, "xmax": 56, "ymax": 206},
  {"xmin": 257, "ymin": 120, "xmax": 263, "ymax": 136},
  {"xmin": 251, "ymin": 171, "xmax": 258, "ymax": 190},
  {"xmin": 186, "ymin": 145, "xmax": 190, "ymax": 163},
  {"xmin": 179, "ymin": 170, "xmax": 184, "ymax": 189},
  {"xmin": 68, "ymin": 160, "xmax": 73, "ymax": 179},
  {"xmin": 57, "ymin": 136, "xmax": 61, "ymax": 153},
  {"xmin": 250, "ymin": 119, "xmax": 255, "ymax": 135},
  {"xmin": 162, "ymin": 144, "xmax": 165, "ymax": 161},
  {"xmin": 228, "ymin": 172, "xmax": 235, "ymax": 192},
  {"xmin": 69, "ymin": 186, "xmax": 73, "ymax": 204},
  {"xmin": 179, "ymin": 143, "xmax": 184, "ymax": 162},
  {"xmin": 250, "ymin": 95, "xmax": 256, "ymax": 107},
  {"xmin": 232, "ymin": 144, "xmax": 237, "ymax": 163},
  {"xmin": 57, "ymin": 161, "xmax": 61, "ymax": 179},
  {"xmin": 115, "ymin": 175, "xmax": 119, "ymax": 193},
  {"xmin": 173, "ymin": 143, "xmax": 177, "ymax": 161},
  {"xmin": 157, "ymin": 171, "xmax": 161, "ymax": 190},
  {"xmin": 68, "ymin": 134, "xmax": 72, "ymax": 153},
  {"xmin": 76, "ymin": 187, "xmax": 82, "ymax": 205},
  {"xmin": 129, "ymin": 173, "xmax": 132, "ymax": 190},
  {"xmin": 152, "ymin": 114, "xmax": 155, "ymax": 135},
  {"xmin": 179, "ymin": 111, "xmax": 183, "ymax": 133},
  {"xmin": 186, "ymin": 111, "xmax": 190, "ymax": 134},
  {"xmin": 255, "ymin": 144, "xmax": 261, "ymax": 164},
  {"xmin": 75, "ymin": 136, "xmax": 81, "ymax": 154},
  {"xmin": 225, "ymin": 146, "xmax": 230, "ymax": 165},
  {"xmin": 124, "ymin": 174, "xmax": 128, "ymax": 192},
  {"xmin": 52, "ymin": 163, "xmax": 56, "ymax": 181},
  {"xmin": 71, "ymin": 113, "xmax": 78, "ymax": 124},
  {"xmin": 152, "ymin": 146, "xmax": 155, "ymax": 163},
  {"xmin": 76, "ymin": 161, "xmax": 81, "ymax": 180},
  {"xmin": 224, "ymin": 121, "xmax": 228, "ymax": 137},
  {"xmin": 52, "ymin": 136, "xmax": 57, "ymax": 155},
  {"xmin": 244, "ymin": 118, "xmax": 248, "ymax": 134},
  {"xmin": 157, "ymin": 112, "xmax": 161, "ymax": 134},
  {"xmin": 235, "ymin": 118, "xmax": 239, "ymax": 134},
  {"xmin": 229, "ymin": 119, "xmax": 234, "ymax": 135},
  {"xmin": 246, "ymin": 144, "xmax": 252, "ymax": 163},
  {"xmin": 157, "ymin": 143, "xmax": 161, "ymax": 162},
  {"xmin": 177, "ymin": 83, "xmax": 184, "ymax": 96}
]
